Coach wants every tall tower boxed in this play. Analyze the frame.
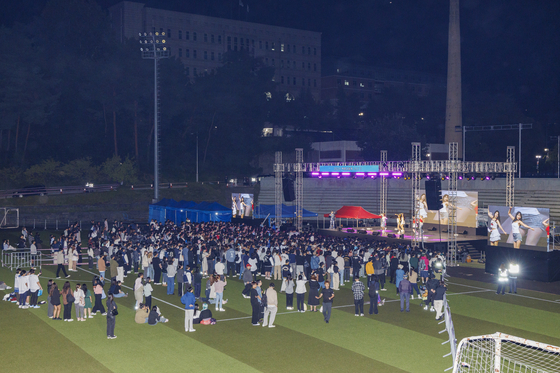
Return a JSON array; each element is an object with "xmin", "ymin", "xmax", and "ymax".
[{"xmin": 445, "ymin": 0, "xmax": 463, "ymax": 157}]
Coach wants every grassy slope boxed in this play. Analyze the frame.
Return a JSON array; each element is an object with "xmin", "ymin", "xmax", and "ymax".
[{"xmin": 1, "ymin": 262, "xmax": 559, "ymax": 373}]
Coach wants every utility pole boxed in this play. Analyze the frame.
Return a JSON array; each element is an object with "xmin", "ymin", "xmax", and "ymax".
[{"xmin": 445, "ymin": 0, "xmax": 463, "ymax": 158}]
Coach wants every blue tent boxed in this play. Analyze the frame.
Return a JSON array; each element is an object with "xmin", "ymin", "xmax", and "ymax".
[
  {"xmin": 149, "ymin": 199, "xmax": 232, "ymax": 224},
  {"xmin": 253, "ymin": 204, "xmax": 318, "ymax": 219}
]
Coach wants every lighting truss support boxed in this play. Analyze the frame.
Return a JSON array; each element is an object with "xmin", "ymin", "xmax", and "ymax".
[
  {"xmin": 380, "ymin": 150, "xmax": 388, "ymax": 217},
  {"xmin": 274, "ymin": 151, "xmax": 283, "ymax": 231},
  {"xmin": 411, "ymin": 143, "xmax": 421, "ymax": 248},
  {"xmin": 447, "ymin": 142, "xmax": 459, "ymax": 267},
  {"xmin": 506, "ymin": 146, "xmax": 515, "ymax": 207},
  {"xmin": 295, "ymin": 148, "xmax": 304, "ymax": 231}
]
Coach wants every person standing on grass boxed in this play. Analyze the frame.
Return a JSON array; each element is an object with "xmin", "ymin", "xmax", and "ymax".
[
  {"xmin": 134, "ymin": 273, "xmax": 144, "ymax": 309},
  {"xmin": 368, "ymin": 276, "xmax": 380, "ymax": 315},
  {"xmin": 307, "ymin": 274, "xmax": 320, "ymax": 312},
  {"xmin": 408, "ymin": 267, "xmax": 421, "ymax": 300},
  {"xmin": 92, "ymin": 278, "xmax": 106, "ymax": 316},
  {"xmin": 398, "ymin": 274, "xmax": 412, "ymax": 313},
  {"xmin": 82, "ymin": 284, "xmax": 93, "ymax": 319},
  {"xmin": 316, "ymin": 281, "xmax": 334, "ymax": 323},
  {"xmin": 262, "ymin": 282, "xmax": 278, "ymax": 328},
  {"xmin": 106, "ymin": 293, "xmax": 117, "ymax": 339},
  {"xmin": 74, "ymin": 284, "xmax": 86, "ymax": 321},
  {"xmin": 295, "ymin": 274, "xmax": 307, "ymax": 312},
  {"xmin": 47, "ymin": 279, "xmax": 54, "ymax": 318},
  {"xmin": 28, "ymin": 269, "xmax": 42, "ymax": 309},
  {"xmin": 166, "ymin": 258, "xmax": 177, "ymax": 295},
  {"xmin": 434, "ymin": 280, "xmax": 447, "ymax": 321},
  {"xmin": 181, "ymin": 286, "xmax": 196, "ymax": 332},
  {"xmin": 50, "ymin": 282, "xmax": 61, "ymax": 320},
  {"xmin": 213, "ymin": 275, "xmax": 227, "ymax": 312},
  {"xmin": 351, "ymin": 276, "xmax": 365, "ymax": 316},
  {"xmin": 144, "ymin": 277, "xmax": 154, "ymax": 309},
  {"xmin": 241, "ymin": 264, "xmax": 253, "ymax": 298},
  {"xmin": 56, "ymin": 249, "xmax": 70, "ymax": 279},
  {"xmin": 250, "ymin": 281, "xmax": 261, "ymax": 326},
  {"xmin": 395, "ymin": 264, "xmax": 405, "ymax": 294},
  {"xmin": 98, "ymin": 254, "xmax": 106, "ymax": 280},
  {"xmin": 496, "ymin": 263, "xmax": 508, "ymax": 295},
  {"xmin": 285, "ymin": 276, "xmax": 294, "ymax": 310},
  {"xmin": 62, "ymin": 281, "xmax": 74, "ymax": 321}
]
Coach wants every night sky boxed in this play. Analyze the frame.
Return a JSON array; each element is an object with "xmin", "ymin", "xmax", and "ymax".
[{"xmin": 3, "ymin": 0, "xmax": 560, "ymax": 128}]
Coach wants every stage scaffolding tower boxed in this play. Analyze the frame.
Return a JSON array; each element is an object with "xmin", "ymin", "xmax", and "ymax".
[
  {"xmin": 447, "ymin": 142, "xmax": 459, "ymax": 267},
  {"xmin": 411, "ymin": 143, "xmax": 421, "ymax": 248},
  {"xmin": 295, "ymin": 148, "xmax": 304, "ymax": 231},
  {"xmin": 506, "ymin": 146, "xmax": 515, "ymax": 207},
  {"xmin": 380, "ymin": 150, "xmax": 388, "ymax": 217},
  {"xmin": 274, "ymin": 151, "xmax": 283, "ymax": 231}
]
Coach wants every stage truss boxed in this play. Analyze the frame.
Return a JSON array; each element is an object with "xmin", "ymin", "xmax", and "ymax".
[
  {"xmin": 411, "ymin": 143, "xmax": 421, "ymax": 248},
  {"xmin": 295, "ymin": 148, "xmax": 304, "ymax": 231},
  {"xmin": 380, "ymin": 150, "xmax": 387, "ymax": 216},
  {"xmin": 274, "ymin": 145, "xmax": 517, "ymax": 267}
]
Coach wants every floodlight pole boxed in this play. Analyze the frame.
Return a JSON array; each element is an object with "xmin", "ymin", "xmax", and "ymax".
[{"xmin": 140, "ymin": 31, "xmax": 170, "ymax": 202}]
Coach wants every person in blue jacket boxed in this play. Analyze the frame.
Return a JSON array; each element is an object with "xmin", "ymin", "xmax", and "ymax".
[
  {"xmin": 181, "ymin": 286, "xmax": 196, "ymax": 332},
  {"xmin": 395, "ymin": 264, "xmax": 405, "ymax": 294}
]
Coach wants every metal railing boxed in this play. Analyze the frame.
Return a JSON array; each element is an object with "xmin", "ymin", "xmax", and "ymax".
[{"xmin": 1, "ymin": 249, "xmax": 43, "ymax": 271}]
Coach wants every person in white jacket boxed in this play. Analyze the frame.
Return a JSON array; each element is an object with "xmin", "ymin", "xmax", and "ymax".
[
  {"xmin": 295, "ymin": 274, "xmax": 307, "ymax": 312},
  {"xmin": 262, "ymin": 282, "xmax": 278, "ymax": 328}
]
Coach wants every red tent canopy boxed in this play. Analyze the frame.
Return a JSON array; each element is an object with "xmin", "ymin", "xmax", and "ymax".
[{"xmin": 333, "ymin": 206, "xmax": 381, "ymax": 219}]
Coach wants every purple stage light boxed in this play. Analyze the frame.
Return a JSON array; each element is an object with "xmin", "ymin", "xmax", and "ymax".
[
  {"xmin": 318, "ymin": 176, "xmax": 322, "ymax": 179},
  {"xmin": 367, "ymin": 172, "xmax": 377, "ymax": 176},
  {"xmin": 392, "ymin": 172, "xmax": 403, "ymax": 176},
  {"xmin": 426, "ymin": 174, "xmax": 431, "ymax": 180},
  {"xmin": 471, "ymin": 176, "xmax": 475, "ymax": 180},
  {"xmin": 458, "ymin": 175, "xmax": 463, "ymax": 180},
  {"xmin": 446, "ymin": 176, "xmax": 450, "ymax": 180},
  {"xmin": 370, "ymin": 175, "xmax": 375, "ymax": 178},
  {"xmin": 379, "ymin": 172, "xmax": 389, "ymax": 176},
  {"xmin": 311, "ymin": 172, "xmax": 319, "ymax": 176},
  {"xmin": 485, "ymin": 176, "xmax": 490, "ymax": 180},
  {"xmin": 321, "ymin": 172, "xmax": 330, "ymax": 176},
  {"xmin": 341, "ymin": 172, "xmax": 351, "ymax": 176},
  {"xmin": 356, "ymin": 172, "xmax": 365, "ymax": 176},
  {"xmin": 331, "ymin": 172, "xmax": 340, "ymax": 176}
]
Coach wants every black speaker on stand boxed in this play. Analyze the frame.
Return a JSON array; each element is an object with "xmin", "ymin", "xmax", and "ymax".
[
  {"xmin": 425, "ymin": 179, "xmax": 443, "ymax": 210},
  {"xmin": 282, "ymin": 178, "xmax": 295, "ymax": 202}
]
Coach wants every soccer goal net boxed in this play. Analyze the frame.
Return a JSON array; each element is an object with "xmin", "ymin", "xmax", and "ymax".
[
  {"xmin": 453, "ymin": 332, "xmax": 560, "ymax": 373},
  {"xmin": 0, "ymin": 207, "xmax": 19, "ymax": 229}
]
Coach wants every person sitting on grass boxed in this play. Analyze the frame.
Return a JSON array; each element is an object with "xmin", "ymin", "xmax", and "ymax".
[
  {"xmin": 194, "ymin": 303, "xmax": 213, "ymax": 324},
  {"xmin": 135, "ymin": 303, "xmax": 150, "ymax": 324},
  {"xmin": 148, "ymin": 306, "xmax": 169, "ymax": 325},
  {"xmin": 109, "ymin": 279, "xmax": 128, "ymax": 298}
]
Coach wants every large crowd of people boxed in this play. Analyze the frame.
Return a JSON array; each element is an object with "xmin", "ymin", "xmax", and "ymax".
[{"xmin": 7, "ymin": 218, "xmax": 451, "ymax": 336}]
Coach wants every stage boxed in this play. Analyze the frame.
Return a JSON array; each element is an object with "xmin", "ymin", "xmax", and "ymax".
[{"xmin": 317, "ymin": 227, "xmax": 488, "ymax": 252}]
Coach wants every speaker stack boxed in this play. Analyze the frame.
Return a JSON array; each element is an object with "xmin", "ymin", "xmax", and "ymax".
[{"xmin": 425, "ymin": 179, "xmax": 443, "ymax": 210}]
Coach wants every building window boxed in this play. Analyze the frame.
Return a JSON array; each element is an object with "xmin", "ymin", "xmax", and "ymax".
[
  {"xmin": 204, "ymin": 51, "xmax": 208, "ymax": 60},
  {"xmin": 186, "ymin": 31, "xmax": 190, "ymax": 40},
  {"xmin": 265, "ymin": 58, "xmax": 268, "ymax": 65},
  {"xmin": 167, "ymin": 29, "xmax": 171, "ymax": 38},
  {"xmin": 271, "ymin": 42, "xmax": 275, "ymax": 51},
  {"xmin": 193, "ymin": 50, "xmax": 197, "ymax": 58},
  {"xmin": 360, "ymin": 82, "xmax": 365, "ymax": 88},
  {"xmin": 308, "ymin": 79, "xmax": 311, "ymax": 86},
  {"xmin": 293, "ymin": 77, "xmax": 296, "ymax": 85},
  {"xmin": 211, "ymin": 51, "xmax": 215, "ymax": 60},
  {"xmin": 193, "ymin": 32, "xmax": 197, "ymax": 41},
  {"xmin": 186, "ymin": 49, "xmax": 190, "ymax": 58},
  {"xmin": 218, "ymin": 35, "xmax": 222, "ymax": 44},
  {"xmin": 286, "ymin": 60, "xmax": 290, "ymax": 69},
  {"xmin": 178, "ymin": 30, "xmax": 182, "ymax": 39},
  {"xmin": 302, "ymin": 62, "xmax": 305, "ymax": 69},
  {"xmin": 368, "ymin": 82, "xmax": 373, "ymax": 88},
  {"xmin": 337, "ymin": 79, "xmax": 341, "ymax": 85},
  {"xmin": 308, "ymin": 63, "xmax": 311, "ymax": 71},
  {"xmin": 272, "ymin": 59, "xmax": 275, "ymax": 66},
  {"xmin": 280, "ymin": 60, "xmax": 284, "ymax": 68},
  {"xmin": 204, "ymin": 34, "xmax": 208, "ymax": 42},
  {"xmin": 314, "ymin": 63, "xmax": 317, "ymax": 72},
  {"xmin": 193, "ymin": 67, "xmax": 197, "ymax": 76},
  {"xmin": 281, "ymin": 43, "xmax": 285, "ymax": 52},
  {"xmin": 265, "ymin": 41, "xmax": 269, "ymax": 50},
  {"xmin": 344, "ymin": 80, "xmax": 349, "ymax": 86},
  {"xmin": 287, "ymin": 77, "xmax": 290, "ymax": 85},
  {"xmin": 218, "ymin": 52, "xmax": 221, "ymax": 60},
  {"xmin": 286, "ymin": 44, "xmax": 289, "ymax": 53},
  {"xmin": 368, "ymin": 93, "xmax": 372, "ymax": 99},
  {"xmin": 308, "ymin": 47, "xmax": 311, "ymax": 55},
  {"xmin": 252, "ymin": 39, "xmax": 255, "ymax": 48},
  {"xmin": 314, "ymin": 79, "xmax": 317, "ymax": 87},
  {"xmin": 314, "ymin": 47, "xmax": 317, "ymax": 55},
  {"xmin": 185, "ymin": 66, "xmax": 190, "ymax": 76},
  {"xmin": 353, "ymin": 80, "xmax": 357, "ymax": 86},
  {"xmin": 211, "ymin": 34, "xmax": 214, "ymax": 43},
  {"xmin": 281, "ymin": 76, "xmax": 284, "ymax": 84},
  {"xmin": 178, "ymin": 48, "xmax": 182, "ymax": 57},
  {"xmin": 293, "ymin": 61, "xmax": 296, "ymax": 69}
]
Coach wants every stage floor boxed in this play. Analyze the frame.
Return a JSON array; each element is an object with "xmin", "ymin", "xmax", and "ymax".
[{"xmin": 335, "ymin": 227, "xmax": 487, "ymax": 243}]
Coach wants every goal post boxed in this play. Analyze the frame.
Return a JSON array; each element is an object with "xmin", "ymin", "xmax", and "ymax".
[
  {"xmin": 453, "ymin": 332, "xmax": 560, "ymax": 373},
  {"xmin": 0, "ymin": 207, "xmax": 19, "ymax": 229}
]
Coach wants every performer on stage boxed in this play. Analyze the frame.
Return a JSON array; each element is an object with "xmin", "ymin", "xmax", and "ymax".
[
  {"xmin": 329, "ymin": 211, "xmax": 335, "ymax": 230},
  {"xmin": 380, "ymin": 214, "xmax": 387, "ymax": 230},
  {"xmin": 416, "ymin": 194, "xmax": 428, "ymax": 219},
  {"xmin": 396, "ymin": 214, "xmax": 405, "ymax": 236},
  {"xmin": 232, "ymin": 195, "xmax": 238, "ymax": 218},
  {"xmin": 240, "ymin": 196, "xmax": 248, "ymax": 219},
  {"xmin": 438, "ymin": 194, "xmax": 461, "ymax": 225},
  {"xmin": 507, "ymin": 207, "xmax": 535, "ymax": 249},
  {"xmin": 488, "ymin": 210, "xmax": 506, "ymax": 246}
]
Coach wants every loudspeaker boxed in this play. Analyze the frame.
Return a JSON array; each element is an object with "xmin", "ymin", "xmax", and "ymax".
[
  {"xmin": 347, "ymin": 228, "xmax": 355, "ymax": 233},
  {"xmin": 425, "ymin": 179, "xmax": 443, "ymax": 210},
  {"xmin": 282, "ymin": 178, "xmax": 295, "ymax": 202},
  {"xmin": 359, "ymin": 229, "xmax": 367, "ymax": 234}
]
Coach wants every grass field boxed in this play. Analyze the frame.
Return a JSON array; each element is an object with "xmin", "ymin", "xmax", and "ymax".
[{"xmin": 2, "ymin": 257, "xmax": 560, "ymax": 373}]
